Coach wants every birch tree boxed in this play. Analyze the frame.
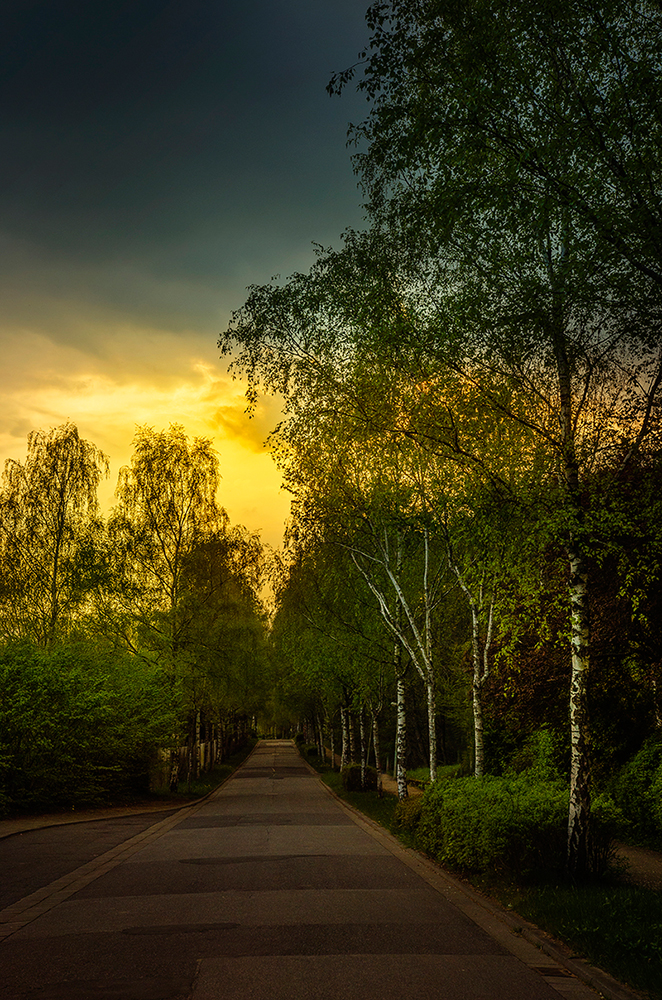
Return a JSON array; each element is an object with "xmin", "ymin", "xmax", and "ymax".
[
  {"xmin": 328, "ymin": 0, "xmax": 662, "ymax": 876},
  {"xmin": 107, "ymin": 424, "xmax": 224, "ymax": 665},
  {"xmin": 0, "ymin": 423, "xmax": 108, "ymax": 644}
]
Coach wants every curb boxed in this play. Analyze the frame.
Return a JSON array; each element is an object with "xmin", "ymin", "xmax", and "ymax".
[
  {"xmin": 0, "ymin": 741, "xmax": 260, "ymax": 841},
  {"xmin": 307, "ymin": 761, "xmax": 645, "ymax": 1000}
]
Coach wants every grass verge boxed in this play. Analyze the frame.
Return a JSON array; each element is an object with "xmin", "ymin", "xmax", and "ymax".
[{"xmin": 303, "ymin": 750, "xmax": 662, "ymax": 1000}]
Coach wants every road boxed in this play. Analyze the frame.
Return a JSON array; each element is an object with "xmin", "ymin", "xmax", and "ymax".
[{"xmin": 0, "ymin": 741, "xmax": 609, "ymax": 1000}]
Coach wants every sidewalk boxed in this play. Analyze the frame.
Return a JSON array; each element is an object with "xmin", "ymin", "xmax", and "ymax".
[{"xmin": 0, "ymin": 799, "xmax": 186, "ymax": 840}]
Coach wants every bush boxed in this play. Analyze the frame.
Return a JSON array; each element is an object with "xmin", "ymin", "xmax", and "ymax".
[
  {"xmin": 610, "ymin": 737, "xmax": 662, "ymax": 844},
  {"xmin": 341, "ymin": 763, "xmax": 377, "ymax": 792},
  {"xmin": 416, "ymin": 775, "xmax": 569, "ymax": 875},
  {"xmin": 415, "ymin": 774, "xmax": 624, "ymax": 878},
  {"xmin": 294, "ymin": 732, "xmax": 305, "ymax": 745},
  {"xmin": 0, "ymin": 640, "xmax": 179, "ymax": 813},
  {"xmin": 393, "ymin": 796, "xmax": 423, "ymax": 832},
  {"xmin": 507, "ymin": 727, "xmax": 565, "ymax": 782},
  {"xmin": 590, "ymin": 794, "xmax": 628, "ymax": 876}
]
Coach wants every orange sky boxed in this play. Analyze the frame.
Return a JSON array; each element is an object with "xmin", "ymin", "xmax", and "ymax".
[
  {"xmin": 0, "ymin": 2, "xmax": 369, "ymax": 551},
  {"xmin": 0, "ymin": 322, "xmax": 290, "ymax": 549}
]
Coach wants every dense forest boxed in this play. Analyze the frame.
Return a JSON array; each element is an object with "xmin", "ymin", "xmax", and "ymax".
[
  {"xmin": 219, "ymin": 0, "xmax": 662, "ymax": 879},
  {"xmin": 0, "ymin": 422, "xmax": 269, "ymax": 813}
]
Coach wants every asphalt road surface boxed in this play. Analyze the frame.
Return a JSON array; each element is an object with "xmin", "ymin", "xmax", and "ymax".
[{"xmin": 0, "ymin": 741, "xmax": 606, "ymax": 1000}]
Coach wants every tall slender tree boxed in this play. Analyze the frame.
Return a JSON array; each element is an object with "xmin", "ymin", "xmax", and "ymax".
[
  {"xmin": 327, "ymin": 0, "xmax": 662, "ymax": 876},
  {"xmin": 0, "ymin": 423, "xmax": 108, "ymax": 644}
]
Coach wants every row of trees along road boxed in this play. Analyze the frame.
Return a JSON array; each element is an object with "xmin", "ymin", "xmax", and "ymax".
[
  {"xmin": 0, "ymin": 422, "xmax": 269, "ymax": 808},
  {"xmin": 220, "ymin": 0, "xmax": 662, "ymax": 876}
]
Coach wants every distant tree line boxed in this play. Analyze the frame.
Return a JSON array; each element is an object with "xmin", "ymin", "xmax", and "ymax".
[{"xmin": 0, "ymin": 422, "xmax": 270, "ymax": 813}]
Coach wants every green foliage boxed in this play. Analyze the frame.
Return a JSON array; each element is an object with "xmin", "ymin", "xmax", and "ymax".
[
  {"xmin": 416, "ymin": 773, "xmax": 624, "ymax": 877},
  {"xmin": 417, "ymin": 776, "xmax": 569, "ymax": 875},
  {"xmin": 341, "ymin": 763, "xmax": 378, "ymax": 792},
  {"xmin": 392, "ymin": 795, "xmax": 423, "ymax": 832},
  {"xmin": 517, "ymin": 883, "xmax": 662, "ymax": 999},
  {"xmin": 0, "ymin": 640, "xmax": 179, "ymax": 813},
  {"xmin": 610, "ymin": 737, "xmax": 662, "ymax": 845},
  {"xmin": 506, "ymin": 727, "xmax": 565, "ymax": 782},
  {"xmin": 0, "ymin": 423, "xmax": 109, "ymax": 645}
]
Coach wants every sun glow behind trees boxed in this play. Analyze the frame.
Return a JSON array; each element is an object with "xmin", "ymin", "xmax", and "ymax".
[{"xmin": 0, "ymin": 421, "xmax": 270, "ymax": 810}]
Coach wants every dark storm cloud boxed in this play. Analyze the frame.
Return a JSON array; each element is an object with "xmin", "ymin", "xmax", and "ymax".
[{"xmin": 0, "ymin": 0, "xmax": 368, "ymax": 336}]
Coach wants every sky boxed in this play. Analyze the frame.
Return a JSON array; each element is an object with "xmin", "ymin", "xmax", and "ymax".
[{"xmin": 0, "ymin": 0, "xmax": 371, "ymax": 548}]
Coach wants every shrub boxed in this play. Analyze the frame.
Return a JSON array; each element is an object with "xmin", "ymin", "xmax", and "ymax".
[
  {"xmin": 415, "ymin": 775, "xmax": 624, "ymax": 878},
  {"xmin": 341, "ymin": 763, "xmax": 377, "ymax": 792},
  {"xmin": 651, "ymin": 762, "xmax": 662, "ymax": 835},
  {"xmin": 590, "ymin": 794, "xmax": 628, "ymax": 877},
  {"xmin": 507, "ymin": 727, "xmax": 565, "ymax": 782},
  {"xmin": 416, "ymin": 775, "xmax": 568, "ymax": 875},
  {"xmin": 393, "ymin": 796, "xmax": 423, "ymax": 832},
  {"xmin": 294, "ymin": 732, "xmax": 305, "ymax": 745},
  {"xmin": 0, "ymin": 640, "xmax": 179, "ymax": 812},
  {"xmin": 610, "ymin": 737, "xmax": 662, "ymax": 844}
]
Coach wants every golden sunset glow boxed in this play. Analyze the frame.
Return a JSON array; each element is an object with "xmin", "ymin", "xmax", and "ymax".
[{"xmin": 0, "ymin": 323, "xmax": 289, "ymax": 549}]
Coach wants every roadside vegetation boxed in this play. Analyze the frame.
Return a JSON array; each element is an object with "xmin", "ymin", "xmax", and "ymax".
[
  {"xmin": 300, "ymin": 743, "xmax": 662, "ymax": 999},
  {"xmin": 0, "ymin": 423, "xmax": 269, "ymax": 816}
]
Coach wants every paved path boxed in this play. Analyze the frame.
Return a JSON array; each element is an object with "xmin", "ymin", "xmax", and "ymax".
[{"xmin": 0, "ymin": 742, "xmax": 631, "ymax": 1000}]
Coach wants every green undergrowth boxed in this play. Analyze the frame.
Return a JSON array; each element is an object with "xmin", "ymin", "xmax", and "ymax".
[
  {"xmin": 300, "ymin": 749, "xmax": 662, "ymax": 999},
  {"xmin": 475, "ymin": 873, "xmax": 662, "ymax": 1000}
]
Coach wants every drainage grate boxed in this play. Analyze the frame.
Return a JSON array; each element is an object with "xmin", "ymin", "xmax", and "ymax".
[{"xmin": 531, "ymin": 966, "xmax": 573, "ymax": 978}]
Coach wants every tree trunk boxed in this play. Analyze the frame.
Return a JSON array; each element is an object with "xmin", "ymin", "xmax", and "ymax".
[
  {"xmin": 348, "ymin": 710, "xmax": 357, "ymax": 763},
  {"xmin": 395, "ymin": 671, "xmax": 408, "ymax": 801},
  {"xmin": 473, "ymin": 677, "xmax": 484, "ymax": 778},
  {"xmin": 553, "ymin": 319, "xmax": 592, "ymax": 878},
  {"xmin": 426, "ymin": 675, "xmax": 438, "ymax": 782},
  {"xmin": 340, "ymin": 701, "xmax": 349, "ymax": 770},
  {"xmin": 372, "ymin": 711, "xmax": 383, "ymax": 795},
  {"xmin": 567, "ymin": 542, "xmax": 591, "ymax": 877},
  {"xmin": 359, "ymin": 707, "xmax": 367, "ymax": 790}
]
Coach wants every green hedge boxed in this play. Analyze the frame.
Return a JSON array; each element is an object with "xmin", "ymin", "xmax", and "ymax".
[
  {"xmin": 610, "ymin": 737, "xmax": 662, "ymax": 845},
  {"xmin": 0, "ymin": 641, "xmax": 179, "ymax": 813},
  {"xmin": 412, "ymin": 775, "xmax": 622, "ymax": 877}
]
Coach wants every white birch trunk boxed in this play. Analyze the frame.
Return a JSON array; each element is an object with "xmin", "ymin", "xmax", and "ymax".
[
  {"xmin": 372, "ymin": 711, "xmax": 383, "ymax": 794},
  {"xmin": 395, "ymin": 671, "xmax": 408, "ymax": 800},
  {"xmin": 567, "ymin": 543, "xmax": 591, "ymax": 876},
  {"xmin": 359, "ymin": 708, "xmax": 367, "ymax": 790},
  {"xmin": 348, "ymin": 710, "xmax": 357, "ymax": 763},
  {"xmin": 450, "ymin": 557, "xmax": 494, "ymax": 779},
  {"xmin": 350, "ymin": 528, "xmax": 439, "ymax": 783},
  {"xmin": 340, "ymin": 703, "xmax": 349, "ymax": 770}
]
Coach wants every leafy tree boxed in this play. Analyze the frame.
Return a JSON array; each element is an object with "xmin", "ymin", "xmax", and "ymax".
[
  {"xmin": 332, "ymin": 0, "xmax": 662, "ymax": 293},
  {"xmin": 0, "ymin": 423, "xmax": 108, "ymax": 645},
  {"xmin": 107, "ymin": 423, "xmax": 225, "ymax": 664},
  {"xmin": 0, "ymin": 640, "xmax": 179, "ymax": 811},
  {"xmin": 326, "ymin": 0, "xmax": 662, "ymax": 875},
  {"xmin": 177, "ymin": 527, "xmax": 270, "ymax": 720}
]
